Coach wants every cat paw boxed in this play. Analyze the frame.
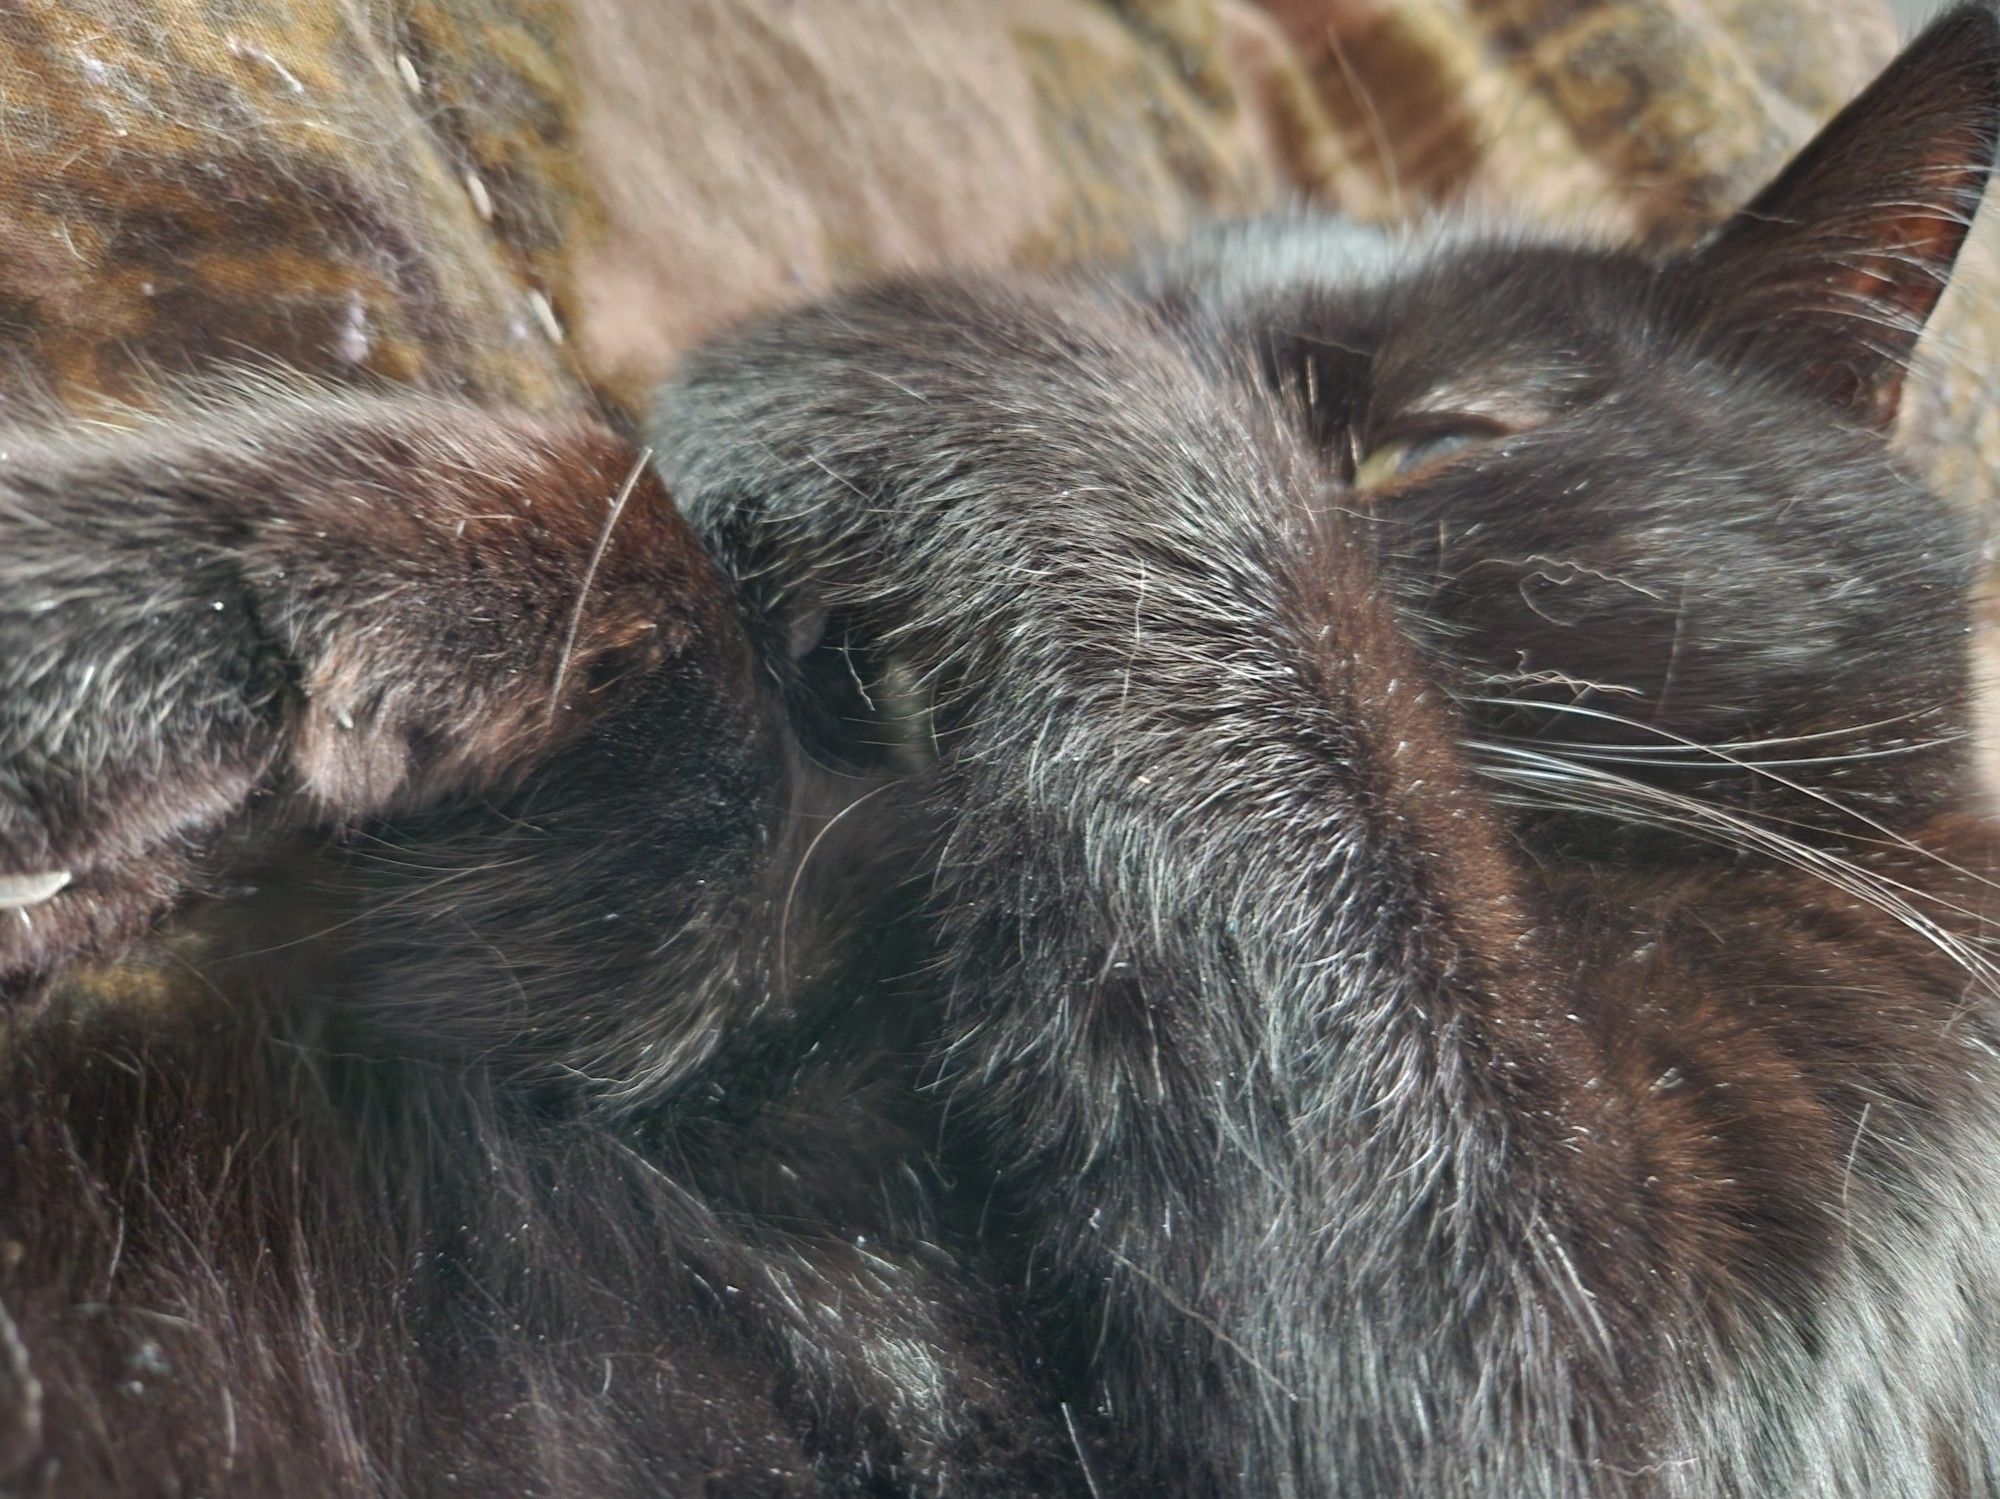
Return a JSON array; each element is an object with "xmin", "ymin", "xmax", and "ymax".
[{"xmin": 0, "ymin": 384, "xmax": 742, "ymax": 996}]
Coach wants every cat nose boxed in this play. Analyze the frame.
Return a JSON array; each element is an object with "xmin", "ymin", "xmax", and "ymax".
[{"xmin": 0, "ymin": 871, "xmax": 72, "ymax": 910}]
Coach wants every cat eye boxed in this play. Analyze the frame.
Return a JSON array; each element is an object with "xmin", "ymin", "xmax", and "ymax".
[{"xmin": 1353, "ymin": 422, "xmax": 1499, "ymax": 490}]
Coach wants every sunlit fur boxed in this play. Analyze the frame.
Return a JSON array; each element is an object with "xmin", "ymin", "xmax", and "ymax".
[{"xmin": 2, "ymin": 6, "xmax": 1999, "ymax": 1496}]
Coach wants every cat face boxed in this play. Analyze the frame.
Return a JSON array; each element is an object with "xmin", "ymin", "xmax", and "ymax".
[
  {"xmin": 659, "ymin": 13, "xmax": 1999, "ymax": 866},
  {"xmin": 1144, "ymin": 230, "xmax": 1970, "ymax": 830},
  {"xmin": 1135, "ymin": 9, "xmax": 2000, "ymax": 835}
]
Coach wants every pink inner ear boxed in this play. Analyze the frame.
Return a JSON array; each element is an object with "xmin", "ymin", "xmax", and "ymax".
[{"xmin": 1820, "ymin": 127, "xmax": 1993, "ymax": 425}]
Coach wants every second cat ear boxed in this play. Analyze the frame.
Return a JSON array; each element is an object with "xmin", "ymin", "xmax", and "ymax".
[{"xmin": 1680, "ymin": 2, "xmax": 2000, "ymax": 427}]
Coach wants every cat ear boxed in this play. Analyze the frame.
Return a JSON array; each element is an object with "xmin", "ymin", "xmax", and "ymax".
[{"xmin": 1682, "ymin": 2, "xmax": 2000, "ymax": 426}]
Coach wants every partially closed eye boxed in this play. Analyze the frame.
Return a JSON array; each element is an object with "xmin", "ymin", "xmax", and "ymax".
[{"xmin": 1353, "ymin": 422, "xmax": 1498, "ymax": 490}]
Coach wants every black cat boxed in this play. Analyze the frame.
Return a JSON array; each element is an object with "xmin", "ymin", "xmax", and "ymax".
[{"xmin": 2, "ymin": 6, "xmax": 1998, "ymax": 1494}]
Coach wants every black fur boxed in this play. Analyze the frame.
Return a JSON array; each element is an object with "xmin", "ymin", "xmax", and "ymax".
[{"xmin": 4, "ymin": 7, "xmax": 2000, "ymax": 1495}]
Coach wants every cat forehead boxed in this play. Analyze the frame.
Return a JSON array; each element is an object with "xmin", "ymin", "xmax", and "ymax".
[
  {"xmin": 1146, "ymin": 214, "xmax": 1639, "ymax": 315},
  {"xmin": 1143, "ymin": 217, "xmax": 1658, "ymax": 419}
]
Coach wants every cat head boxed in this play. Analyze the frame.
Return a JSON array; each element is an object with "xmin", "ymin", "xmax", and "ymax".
[{"xmin": 1141, "ymin": 3, "xmax": 2000, "ymax": 838}]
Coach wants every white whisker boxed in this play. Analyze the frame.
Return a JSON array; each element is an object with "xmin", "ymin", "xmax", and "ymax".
[
  {"xmin": 547, "ymin": 447, "xmax": 652, "ymax": 721},
  {"xmin": 1472, "ymin": 744, "xmax": 2000, "ymax": 999}
]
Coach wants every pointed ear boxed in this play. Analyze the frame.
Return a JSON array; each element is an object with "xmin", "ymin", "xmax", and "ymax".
[{"xmin": 1682, "ymin": 2, "xmax": 2000, "ymax": 427}]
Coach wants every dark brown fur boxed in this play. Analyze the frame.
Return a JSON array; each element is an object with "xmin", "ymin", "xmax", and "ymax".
[{"xmin": 4, "ymin": 8, "xmax": 2000, "ymax": 1496}]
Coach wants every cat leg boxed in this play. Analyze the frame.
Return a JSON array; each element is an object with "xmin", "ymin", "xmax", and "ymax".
[{"xmin": 654, "ymin": 281, "xmax": 1664, "ymax": 1495}]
